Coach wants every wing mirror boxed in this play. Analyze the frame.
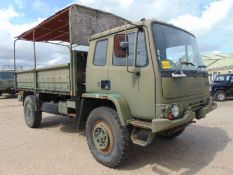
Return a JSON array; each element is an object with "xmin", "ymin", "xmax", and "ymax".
[
  {"xmin": 120, "ymin": 41, "xmax": 128, "ymax": 50},
  {"xmin": 114, "ymin": 34, "xmax": 128, "ymax": 58}
]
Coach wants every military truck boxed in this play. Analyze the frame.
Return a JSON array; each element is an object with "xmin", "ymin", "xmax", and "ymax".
[
  {"xmin": 0, "ymin": 70, "xmax": 15, "ymax": 96},
  {"xmin": 14, "ymin": 4, "xmax": 217, "ymax": 167}
]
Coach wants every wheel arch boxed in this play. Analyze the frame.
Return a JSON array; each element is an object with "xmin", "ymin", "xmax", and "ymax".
[
  {"xmin": 213, "ymin": 87, "xmax": 226, "ymax": 94},
  {"xmin": 78, "ymin": 93, "xmax": 133, "ymax": 130},
  {"xmin": 18, "ymin": 90, "xmax": 33, "ymax": 104}
]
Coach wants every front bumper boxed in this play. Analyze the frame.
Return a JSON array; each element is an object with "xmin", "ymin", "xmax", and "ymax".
[
  {"xmin": 151, "ymin": 102, "xmax": 217, "ymax": 133},
  {"xmin": 196, "ymin": 101, "xmax": 217, "ymax": 119}
]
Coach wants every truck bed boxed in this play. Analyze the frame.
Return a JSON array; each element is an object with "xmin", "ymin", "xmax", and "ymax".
[{"xmin": 16, "ymin": 64, "xmax": 70, "ymax": 95}]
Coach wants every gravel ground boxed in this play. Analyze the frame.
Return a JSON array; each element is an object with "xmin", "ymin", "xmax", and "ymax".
[{"xmin": 0, "ymin": 95, "xmax": 232, "ymax": 175}]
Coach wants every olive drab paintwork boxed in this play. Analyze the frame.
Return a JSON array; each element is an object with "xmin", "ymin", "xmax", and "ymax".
[
  {"xmin": 87, "ymin": 20, "xmax": 215, "ymax": 123},
  {"xmin": 0, "ymin": 79, "xmax": 15, "ymax": 92},
  {"xmin": 16, "ymin": 19, "xmax": 216, "ymax": 127},
  {"xmin": 16, "ymin": 64, "xmax": 70, "ymax": 95},
  {"xmin": 82, "ymin": 93, "xmax": 133, "ymax": 126},
  {"xmin": 15, "ymin": 12, "xmax": 217, "ymax": 154},
  {"xmin": 86, "ymin": 25, "xmax": 155, "ymax": 120}
]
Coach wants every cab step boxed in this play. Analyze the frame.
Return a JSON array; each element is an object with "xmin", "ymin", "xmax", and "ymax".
[
  {"xmin": 129, "ymin": 120, "xmax": 151, "ymax": 129},
  {"xmin": 129, "ymin": 120, "xmax": 154, "ymax": 147}
]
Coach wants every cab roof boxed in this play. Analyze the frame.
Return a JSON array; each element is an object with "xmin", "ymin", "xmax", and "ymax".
[{"xmin": 90, "ymin": 19, "xmax": 195, "ymax": 41}]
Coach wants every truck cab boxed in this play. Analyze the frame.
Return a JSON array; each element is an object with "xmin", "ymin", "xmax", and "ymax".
[
  {"xmin": 81, "ymin": 19, "xmax": 216, "ymax": 166},
  {"xmin": 87, "ymin": 19, "xmax": 214, "ymax": 124}
]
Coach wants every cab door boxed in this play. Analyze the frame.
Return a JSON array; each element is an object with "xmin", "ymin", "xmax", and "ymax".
[
  {"xmin": 108, "ymin": 29, "xmax": 155, "ymax": 120},
  {"xmin": 86, "ymin": 38, "xmax": 110, "ymax": 92}
]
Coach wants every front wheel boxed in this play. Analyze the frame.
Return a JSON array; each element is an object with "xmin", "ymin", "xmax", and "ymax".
[
  {"xmin": 214, "ymin": 90, "xmax": 226, "ymax": 101},
  {"xmin": 86, "ymin": 106, "xmax": 131, "ymax": 168},
  {"xmin": 24, "ymin": 95, "xmax": 42, "ymax": 128}
]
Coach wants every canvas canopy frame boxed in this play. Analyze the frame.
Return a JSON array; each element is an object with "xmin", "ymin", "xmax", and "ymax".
[{"xmin": 13, "ymin": 4, "xmax": 130, "ymax": 95}]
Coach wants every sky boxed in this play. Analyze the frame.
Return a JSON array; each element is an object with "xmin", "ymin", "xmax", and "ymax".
[{"xmin": 0, "ymin": 0, "xmax": 233, "ymax": 68}]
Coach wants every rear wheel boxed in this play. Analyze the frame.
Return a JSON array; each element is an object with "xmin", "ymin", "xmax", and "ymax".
[
  {"xmin": 24, "ymin": 95, "xmax": 42, "ymax": 128},
  {"xmin": 86, "ymin": 106, "xmax": 131, "ymax": 168},
  {"xmin": 214, "ymin": 90, "xmax": 226, "ymax": 101}
]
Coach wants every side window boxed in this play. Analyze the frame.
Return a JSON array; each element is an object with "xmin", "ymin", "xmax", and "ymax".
[
  {"xmin": 113, "ymin": 32, "xmax": 136, "ymax": 66},
  {"xmin": 136, "ymin": 31, "xmax": 148, "ymax": 67},
  {"xmin": 226, "ymin": 75, "xmax": 231, "ymax": 82},
  {"xmin": 230, "ymin": 76, "xmax": 233, "ymax": 83},
  {"xmin": 93, "ymin": 39, "xmax": 108, "ymax": 66}
]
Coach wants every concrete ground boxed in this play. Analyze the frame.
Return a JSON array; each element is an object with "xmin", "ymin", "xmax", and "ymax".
[{"xmin": 0, "ymin": 95, "xmax": 232, "ymax": 175}]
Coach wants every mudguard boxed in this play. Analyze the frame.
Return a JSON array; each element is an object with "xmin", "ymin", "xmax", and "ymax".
[{"xmin": 82, "ymin": 93, "xmax": 133, "ymax": 126}]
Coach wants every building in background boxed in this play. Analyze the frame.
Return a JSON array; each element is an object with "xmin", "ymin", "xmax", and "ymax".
[{"xmin": 202, "ymin": 54, "xmax": 233, "ymax": 82}]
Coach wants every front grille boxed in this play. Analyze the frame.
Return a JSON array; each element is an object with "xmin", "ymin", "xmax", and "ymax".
[{"xmin": 189, "ymin": 100, "xmax": 205, "ymax": 111}]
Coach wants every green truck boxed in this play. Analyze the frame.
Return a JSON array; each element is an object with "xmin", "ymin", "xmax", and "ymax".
[
  {"xmin": 0, "ymin": 70, "xmax": 15, "ymax": 96},
  {"xmin": 15, "ymin": 4, "xmax": 217, "ymax": 167}
]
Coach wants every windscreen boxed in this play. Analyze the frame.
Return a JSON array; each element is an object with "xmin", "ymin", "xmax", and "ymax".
[
  {"xmin": 153, "ymin": 23, "xmax": 205, "ymax": 72},
  {"xmin": 214, "ymin": 75, "xmax": 231, "ymax": 82}
]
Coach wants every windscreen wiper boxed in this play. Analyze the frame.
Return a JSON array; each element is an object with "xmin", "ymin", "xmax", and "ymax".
[
  {"xmin": 172, "ymin": 61, "xmax": 195, "ymax": 78},
  {"xmin": 195, "ymin": 65, "xmax": 208, "ymax": 76},
  {"xmin": 196, "ymin": 65, "xmax": 206, "ymax": 70}
]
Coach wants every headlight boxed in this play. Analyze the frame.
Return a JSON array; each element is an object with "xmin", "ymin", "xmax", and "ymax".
[{"xmin": 172, "ymin": 105, "xmax": 180, "ymax": 118}]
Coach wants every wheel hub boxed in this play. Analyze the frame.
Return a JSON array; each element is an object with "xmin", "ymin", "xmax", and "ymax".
[
  {"xmin": 25, "ymin": 104, "xmax": 32, "ymax": 122},
  {"xmin": 218, "ymin": 93, "xmax": 225, "ymax": 100},
  {"xmin": 92, "ymin": 121, "xmax": 113, "ymax": 153}
]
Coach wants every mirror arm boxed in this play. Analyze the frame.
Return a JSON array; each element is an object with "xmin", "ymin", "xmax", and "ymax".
[{"xmin": 124, "ymin": 23, "xmax": 140, "ymax": 76}]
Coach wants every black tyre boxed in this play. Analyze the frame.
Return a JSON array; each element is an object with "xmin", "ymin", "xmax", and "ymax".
[
  {"xmin": 41, "ymin": 102, "xmax": 58, "ymax": 114},
  {"xmin": 86, "ymin": 106, "xmax": 131, "ymax": 168},
  {"xmin": 24, "ymin": 95, "xmax": 42, "ymax": 128},
  {"xmin": 214, "ymin": 90, "xmax": 226, "ymax": 101},
  {"xmin": 157, "ymin": 127, "xmax": 185, "ymax": 139}
]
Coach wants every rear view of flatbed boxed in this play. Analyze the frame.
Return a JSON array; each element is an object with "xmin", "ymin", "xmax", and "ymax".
[{"xmin": 0, "ymin": 70, "xmax": 16, "ymax": 96}]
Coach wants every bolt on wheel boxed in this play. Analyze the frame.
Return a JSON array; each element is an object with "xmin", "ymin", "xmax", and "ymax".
[
  {"xmin": 215, "ymin": 90, "xmax": 226, "ymax": 101},
  {"xmin": 92, "ymin": 121, "xmax": 113, "ymax": 154},
  {"xmin": 25, "ymin": 104, "xmax": 33, "ymax": 124},
  {"xmin": 217, "ymin": 93, "xmax": 225, "ymax": 101},
  {"xmin": 86, "ymin": 107, "xmax": 131, "ymax": 168}
]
